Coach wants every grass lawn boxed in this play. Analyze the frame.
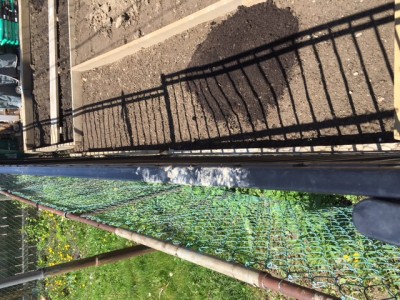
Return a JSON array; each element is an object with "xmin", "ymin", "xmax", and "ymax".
[
  {"xmin": 26, "ymin": 210, "xmax": 273, "ymax": 300},
  {"xmin": 72, "ymin": 252, "xmax": 271, "ymax": 300}
]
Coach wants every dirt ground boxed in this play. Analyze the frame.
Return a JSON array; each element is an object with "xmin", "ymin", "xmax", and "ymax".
[
  {"xmin": 30, "ymin": 0, "xmax": 51, "ymax": 147},
  {"xmin": 80, "ymin": 0, "xmax": 394, "ymax": 152},
  {"xmin": 73, "ymin": 0, "xmax": 219, "ymax": 65},
  {"xmin": 30, "ymin": 0, "xmax": 73, "ymax": 147},
  {"xmin": 58, "ymin": 0, "xmax": 73, "ymax": 143}
]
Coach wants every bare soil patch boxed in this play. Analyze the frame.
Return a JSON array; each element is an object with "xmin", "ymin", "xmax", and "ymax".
[
  {"xmin": 30, "ymin": 0, "xmax": 51, "ymax": 147},
  {"xmin": 73, "ymin": 0, "xmax": 219, "ymax": 65},
  {"xmin": 30, "ymin": 0, "xmax": 73, "ymax": 148},
  {"xmin": 79, "ymin": 0, "xmax": 394, "ymax": 152},
  {"xmin": 58, "ymin": 0, "xmax": 73, "ymax": 143},
  {"xmin": 187, "ymin": 4, "xmax": 300, "ymax": 126}
]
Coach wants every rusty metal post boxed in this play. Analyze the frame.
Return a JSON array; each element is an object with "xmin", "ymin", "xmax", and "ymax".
[{"xmin": 0, "ymin": 245, "xmax": 155, "ymax": 289}]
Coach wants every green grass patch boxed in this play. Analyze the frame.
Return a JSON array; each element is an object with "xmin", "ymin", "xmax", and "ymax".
[
  {"xmin": 72, "ymin": 252, "xmax": 270, "ymax": 300},
  {"xmin": 26, "ymin": 211, "xmax": 270, "ymax": 300}
]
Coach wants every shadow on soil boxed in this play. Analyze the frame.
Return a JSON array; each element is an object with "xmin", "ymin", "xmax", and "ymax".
[{"xmin": 27, "ymin": 2, "xmax": 395, "ymax": 152}]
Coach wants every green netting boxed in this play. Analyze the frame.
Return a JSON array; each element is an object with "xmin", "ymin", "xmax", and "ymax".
[
  {"xmin": 1, "ymin": 175, "xmax": 399, "ymax": 299},
  {"xmin": 0, "ymin": 198, "xmax": 39, "ymax": 299},
  {"xmin": 1, "ymin": 175, "xmax": 179, "ymax": 214}
]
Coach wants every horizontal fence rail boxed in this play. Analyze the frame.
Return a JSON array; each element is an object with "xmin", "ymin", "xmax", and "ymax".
[{"xmin": 1, "ymin": 154, "xmax": 400, "ymax": 198}]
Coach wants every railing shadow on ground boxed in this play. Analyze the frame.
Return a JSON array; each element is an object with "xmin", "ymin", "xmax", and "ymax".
[
  {"xmin": 26, "ymin": 3, "xmax": 395, "ymax": 152},
  {"xmin": 29, "ymin": 0, "xmax": 191, "ymax": 148}
]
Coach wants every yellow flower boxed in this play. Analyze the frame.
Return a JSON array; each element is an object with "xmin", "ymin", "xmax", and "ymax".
[{"xmin": 343, "ymin": 255, "xmax": 351, "ymax": 262}]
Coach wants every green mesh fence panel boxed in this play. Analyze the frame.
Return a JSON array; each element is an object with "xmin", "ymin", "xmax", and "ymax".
[
  {"xmin": 1, "ymin": 175, "xmax": 399, "ymax": 299},
  {"xmin": 0, "ymin": 196, "xmax": 39, "ymax": 299},
  {"xmin": 1, "ymin": 175, "xmax": 179, "ymax": 214}
]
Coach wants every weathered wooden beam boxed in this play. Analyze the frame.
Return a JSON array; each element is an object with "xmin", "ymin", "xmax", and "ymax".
[
  {"xmin": 18, "ymin": 0, "xmax": 34, "ymax": 150},
  {"xmin": 24, "ymin": 142, "xmax": 75, "ymax": 154},
  {"xmin": 71, "ymin": 71, "xmax": 83, "ymax": 149},
  {"xmin": 67, "ymin": 0, "xmax": 83, "ymax": 150},
  {"xmin": 0, "ymin": 115, "xmax": 19, "ymax": 122},
  {"xmin": 49, "ymin": 0, "xmax": 60, "ymax": 144}
]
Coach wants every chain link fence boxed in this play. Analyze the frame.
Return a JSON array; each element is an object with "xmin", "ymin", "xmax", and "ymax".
[
  {"xmin": 0, "ymin": 194, "xmax": 38, "ymax": 300},
  {"xmin": 1, "ymin": 175, "xmax": 400, "ymax": 299}
]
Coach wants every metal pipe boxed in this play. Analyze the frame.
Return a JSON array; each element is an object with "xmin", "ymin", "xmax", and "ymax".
[
  {"xmin": 0, "ymin": 270, "xmax": 43, "ymax": 289},
  {"xmin": 115, "ymin": 229, "xmax": 337, "ymax": 300},
  {"xmin": 0, "ymin": 190, "xmax": 338, "ymax": 300},
  {"xmin": 0, "ymin": 245, "xmax": 154, "ymax": 289},
  {"xmin": 1, "ymin": 154, "xmax": 400, "ymax": 198}
]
